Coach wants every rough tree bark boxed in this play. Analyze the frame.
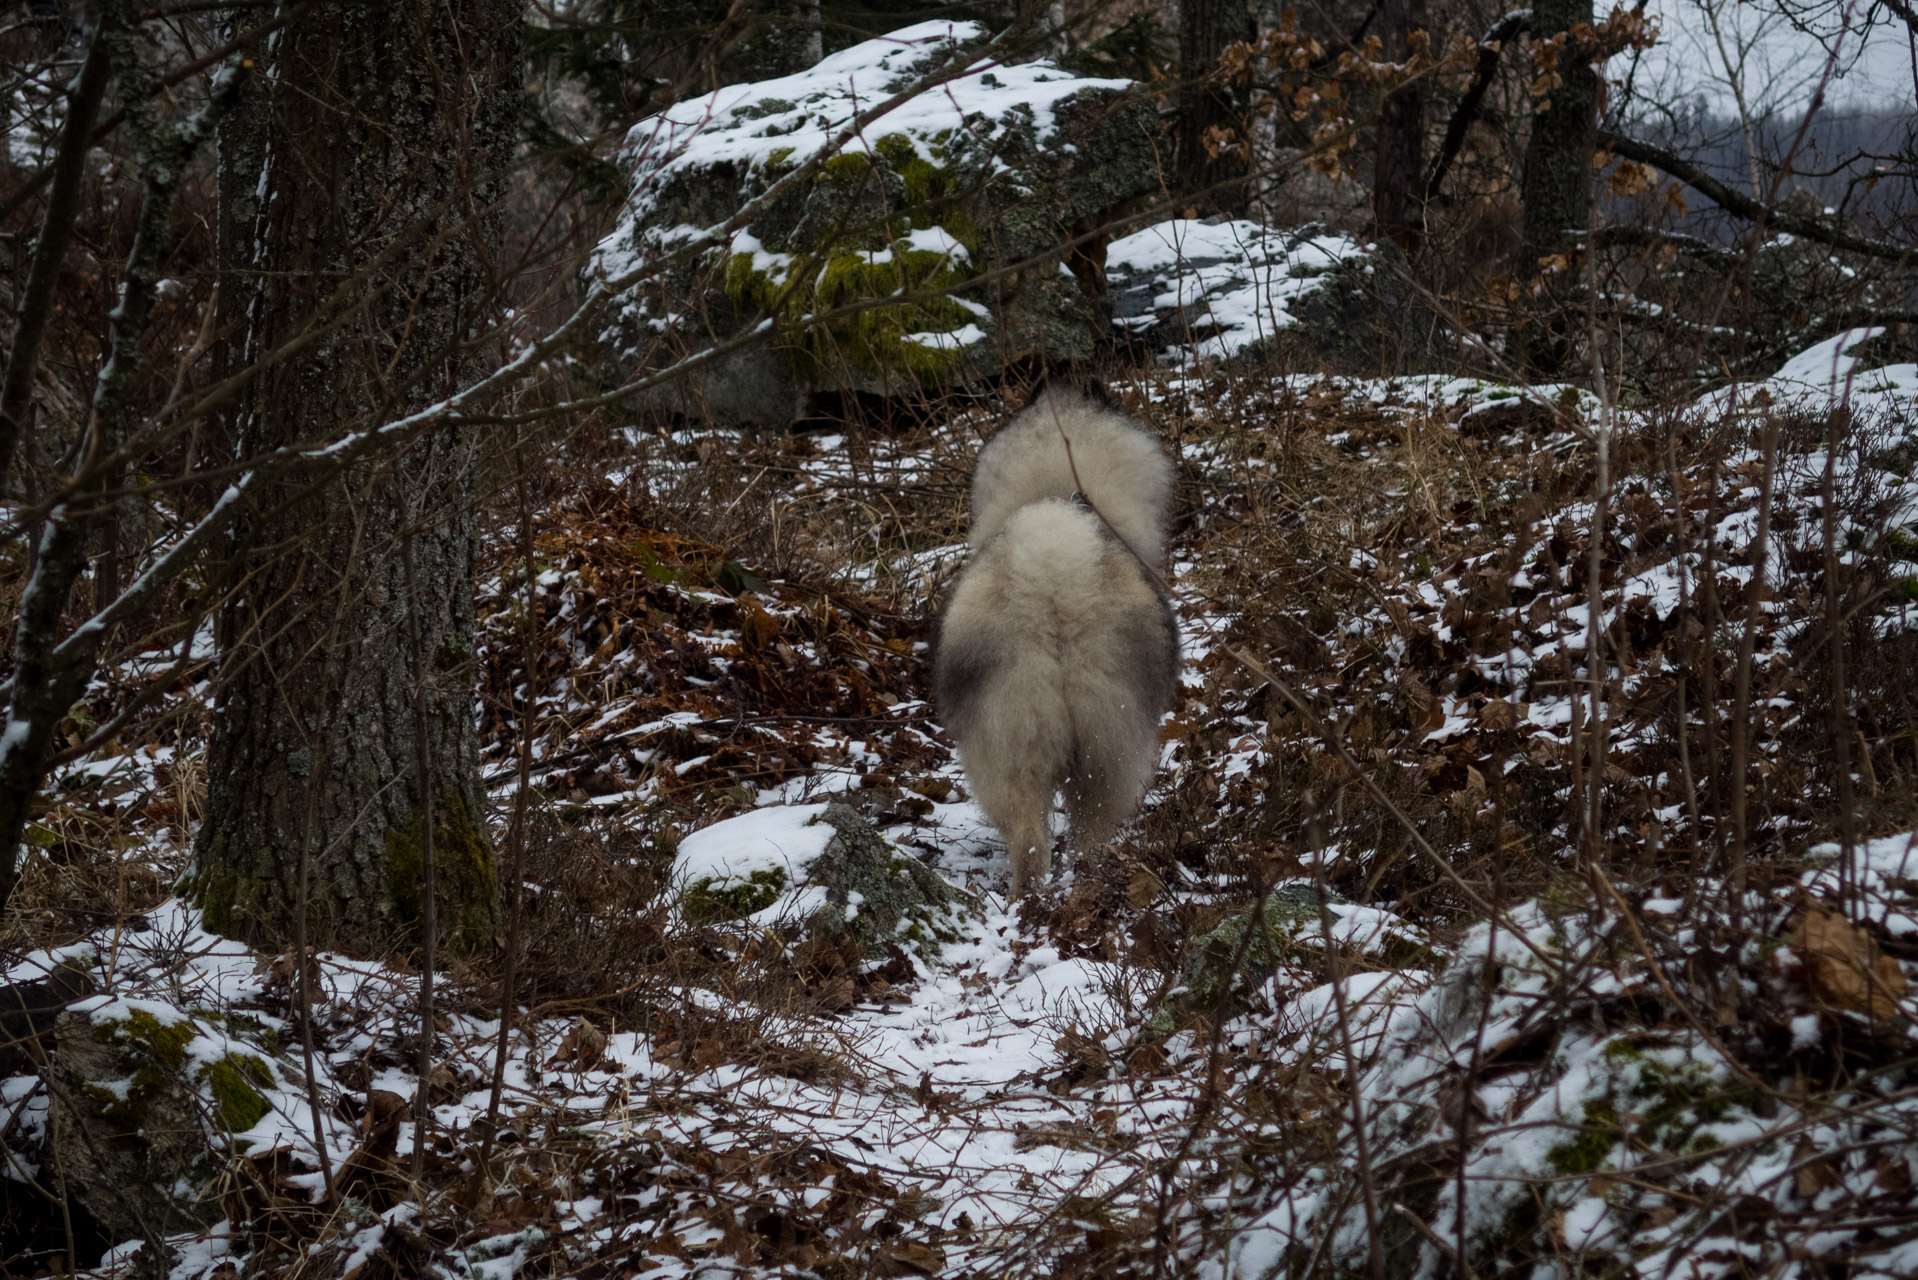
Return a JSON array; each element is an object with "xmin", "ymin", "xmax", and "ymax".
[
  {"xmin": 191, "ymin": 0, "xmax": 522, "ymax": 956},
  {"xmin": 1371, "ymin": 0, "xmax": 1427, "ymax": 252},
  {"xmin": 1178, "ymin": 0, "xmax": 1253, "ymax": 211},
  {"xmin": 1519, "ymin": 0, "xmax": 1596, "ymax": 372}
]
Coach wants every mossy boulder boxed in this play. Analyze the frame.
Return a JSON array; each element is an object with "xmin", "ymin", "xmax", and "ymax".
[
  {"xmin": 49, "ymin": 998, "xmax": 280, "ymax": 1243},
  {"xmin": 1150, "ymin": 885, "xmax": 1330, "ymax": 1033},
  {"xmin": 594, "ymin": 21, "xmax": 1161, "ymax": 426},
  {"xmin": 1103, "ymin": 218, "xmax": 1441, "ymax": 372},
  {"xmin": 674, "ymin": 802, "xmax": 971, "ymax": 965},
  {"xmin": 802, "ymin": 803, "xmax": 970, "ymax": 965},
  {"xmin": 1148, "ymin": 884, "xmax": 1426, "ymax": 1033}
]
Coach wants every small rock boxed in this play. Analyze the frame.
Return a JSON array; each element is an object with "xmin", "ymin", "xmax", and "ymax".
[
  {"xmin": 49, "ymin": 999, "xmax": 277, "ymax": 1243},
  {"xmin": 804, "ymin": 803, "xmax": 972, "ymax": 964}
]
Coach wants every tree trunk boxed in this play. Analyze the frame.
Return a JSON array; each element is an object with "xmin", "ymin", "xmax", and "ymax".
[
  {"xmin": 1178, "ymin": 0, "xmax": 1252, "ymax": 211},
  {"xmin": 751, "ymin": 1, "xmax": 824, "ymax": 78},
  {"xmin": 1371, "ymin": 0, "xmax": 1426, "ymax": 252},
  {"xmin": 1518, "ymin": 0, "xmax": 1596, "ymax": 372},
  {"xmin": 192, "ymin": 0, "xmax": 521, "ymax": 957}
]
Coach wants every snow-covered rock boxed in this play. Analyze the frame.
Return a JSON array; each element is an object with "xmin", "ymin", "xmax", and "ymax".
[
  {"xmin": 675, "ymin": 802, "xmax": 971, "ymax": 963},
  {"xmin": 593, "ymin": 20, "xmax": 1160, "ymax": 424},
  {"xmin": 51, "ymin": 993, "xmax": 289, "ymax": 1241},
  {"xmin": 1699, "ymin": 326, "xmax": 1918, "ymax": 420},
  {"xmin": 1107, "ymin": 219, "xmax": 1371, "ymax": 365}
]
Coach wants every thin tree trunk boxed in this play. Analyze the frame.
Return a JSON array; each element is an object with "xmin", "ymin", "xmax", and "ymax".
[
  {"xmin": 0, "ymin": 7, "xmax": 239, "ymax": 914},
  {"xmin": 1371, "ymin": 0, "xmax": 1427, "ymax": 252},
  {"xmin": 1518, "ymin": 0, "xmax": 1596, "ymax": 373},
  {"xmin": 0, "ymin": 24, "xmax": 112, "ymax": 492},
  {"xmin": 192, "ymin": 0, "xmax": 521, "ymax": 957},
  {"xmin": 1178, "ymin": 0, "xmax": 1252, "ymax": 211}
]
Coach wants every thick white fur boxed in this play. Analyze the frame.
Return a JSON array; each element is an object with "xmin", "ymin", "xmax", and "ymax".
[
  {"xmin": 967, "ymin": 384, "xmax": 1174, "ymax": 566},
  {"xmin": 936, "ymin": 389, "xmax": 1178, "ymax": 896}
]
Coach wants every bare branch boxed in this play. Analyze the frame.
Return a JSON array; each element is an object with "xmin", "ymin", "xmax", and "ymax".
[
  {"xmin": 1598, "ymin": 128, "xmax": 1918, "ymax": 262},
  {"xmin": 0, "ymin": 23, "xmax": 112, "ymax": 493}
]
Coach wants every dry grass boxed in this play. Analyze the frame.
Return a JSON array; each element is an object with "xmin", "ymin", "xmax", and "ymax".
[{"xmin": 7, "ymin": 343, "xmax": 1918, "ymax": 1275}]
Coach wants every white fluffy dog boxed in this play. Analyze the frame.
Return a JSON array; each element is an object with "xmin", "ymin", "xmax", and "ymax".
[{"xmin": 934, "ymin": 383, "xmax": 1179, "ymax": 896}]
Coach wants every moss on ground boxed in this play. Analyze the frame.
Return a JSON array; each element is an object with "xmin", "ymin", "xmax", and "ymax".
[
  {"xmin": 684, "ymin": 867, "xmax": 790, "ymax": 923},
  {"xmin": 1548, "ymin": 1099, "xmax": 1620, "ymax": 1175}
]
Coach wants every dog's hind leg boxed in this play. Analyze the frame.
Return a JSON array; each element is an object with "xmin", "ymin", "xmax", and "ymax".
[
  {"xmin": 960, "ymin": 744, "xmax": 1058, "ymax": 897},
  {"xmin": 1003, "ymin": 809, "xmax": 1053, "ymax": 899},
  {"xmin": 1065, "ymin": 721, "xmax": 1159, "ymax": 856}
]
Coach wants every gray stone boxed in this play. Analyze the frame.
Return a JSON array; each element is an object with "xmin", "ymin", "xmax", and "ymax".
[
  {"xmin": 1150, "ymin": 885, "xmax": 1334, "ymax": 1033},
  {"xmin": 48, "ymin": 1002, "xmax": 275, "ymax": 1244},
  {"xmin": 804, "ymin": 803, "xmax": 972, "ymax": 965},
  {"xmin": 595, "ymin": 24, "xmax": 1162, "ymax": 427},
  {"xmin": 1105, "ymin": 218, "xmax": 1445, "ymax": 372}
]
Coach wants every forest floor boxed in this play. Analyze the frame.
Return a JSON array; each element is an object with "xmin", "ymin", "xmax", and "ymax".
[{"xmin": 7, "ymin": 333, "xmax": 1918, "ymax": 1278}]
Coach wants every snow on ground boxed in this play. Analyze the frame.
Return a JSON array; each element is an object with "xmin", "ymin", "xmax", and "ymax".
[
  {"xmin": 15, "ymin": 329, "xmax": 1918, "ymax": 1276},
  {"xmin": 1703, "ymin": 327, "xmax": 1918, "ymax": 420}
]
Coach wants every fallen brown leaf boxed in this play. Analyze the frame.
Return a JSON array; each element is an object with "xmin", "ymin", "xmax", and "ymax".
[
  {"xmin": 876, "ymin": 1240, "xmax": 947, "ymax": 1276},
  {"xmin": 1801, "ymin": 906, "xmax": 1908, "ymax": 1021},
  {"xmin": 1792, "ymin": 1139, "xmax": 1841, "ymax": 1198},
  {"xmin": 552, "ymin": 1016, "xmax": 609, "ymax": 1071},
  {"xmin": 1127, "ymin": 862, "xmax": 1165, "ymax": 908}
]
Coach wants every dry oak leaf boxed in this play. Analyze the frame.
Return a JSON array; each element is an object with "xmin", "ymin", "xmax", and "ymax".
[
  {"xmin": 1792, "ymin": 1138, "xmax": 1842, "ymax": 1198},
  {"xmin": 1800, "ymin": 906, "xmax": 1908, "ymax": 1021},
  {"xmin": 552, "ymin": 1016, "xmax": 609, "ymax": 1072},
  {"xmin": 1477, "ymin": 699, "xmax": 1528, "ymax": 732},
  {"xmin": 1127, "ymin": 862, "xmax": 1166, "ymax": 908},
  {"xmin": 876, "ymin": 1240, "xmax": 948, "ymax": 1276}
]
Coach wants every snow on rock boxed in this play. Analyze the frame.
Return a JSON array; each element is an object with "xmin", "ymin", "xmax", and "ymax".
[
  {"xmin": 611, "ymin": 21, "xmax": 1129, "ymax": 186},
  {"xmin": 1105, "ymin": 218, "xmax": 1373, "ymax": 364},
  {"xmin": 591, "ymin": 21, "xmax": 1161, "ymax": 422},
  {"xmin": 672, "ymin": 801, "xmax": 838, "ymax": 920},
  {"xmin": 1704, "ymin": 326, "xmax": 1918, "ymax": 421},
  {"xmin": 674, "ymin": 802, "xmax": 973, "ymax": 961}
]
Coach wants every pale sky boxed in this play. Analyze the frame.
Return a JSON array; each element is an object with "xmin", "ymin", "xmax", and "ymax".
[{"xmin": 1630, "ymin": 0, "xmax": 1913, "ymax": 117}]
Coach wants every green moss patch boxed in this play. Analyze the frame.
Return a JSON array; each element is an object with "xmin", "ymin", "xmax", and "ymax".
[
  {"xmin": 713, "ymin": 135, "xmax": 992, "ymax": 388},
  {"xmin": 684, "ymin": 867, "xmax": 789, "ymax": 923},
  {"xmin": 1548, "ymin": 1100, "xmax": 1620, "ymax": 1175},
  {"xmin": 201, "ymin": 1053, "xmax": 273, "ymax": 1134},
  {"xmin": 86, "ymin": 1009, "xmax": 273, "ymax": 1141},
  {"xmin": 384, "ymin": 785, "xmax": 499, "ymax": 954}
]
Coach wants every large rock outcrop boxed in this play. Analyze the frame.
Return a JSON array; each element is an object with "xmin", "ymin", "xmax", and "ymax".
[
  {"xmin": 593, "ymin": 20, "xmax": 1161, "ymax": 426},
  {"xmin": 1105, "ymin": 217, "xmax": 1445, "ymax": 372}
]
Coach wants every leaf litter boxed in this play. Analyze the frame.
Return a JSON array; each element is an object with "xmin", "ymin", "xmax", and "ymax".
[{"xmin": 7, "ymin": 335, "xmax": 1918, "ymax": 1276}]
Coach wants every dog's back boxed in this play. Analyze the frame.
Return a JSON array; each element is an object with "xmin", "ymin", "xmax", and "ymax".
[
  {"xmin": 935, "ymin": 386, "xmax": 1178, "ymax": 896},
  {"xmin": 967, "ymin": 383, "xmax": 1174, "ymax": 566}
]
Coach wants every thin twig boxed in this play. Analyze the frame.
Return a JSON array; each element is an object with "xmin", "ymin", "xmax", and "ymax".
[
  {"xmin": 404, "ymin": 527, "xmax": 439, "ymax": 1181},
  {"xmin": 479, "ymin": 451, "xmax": 539, "ymax": 1171}
]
